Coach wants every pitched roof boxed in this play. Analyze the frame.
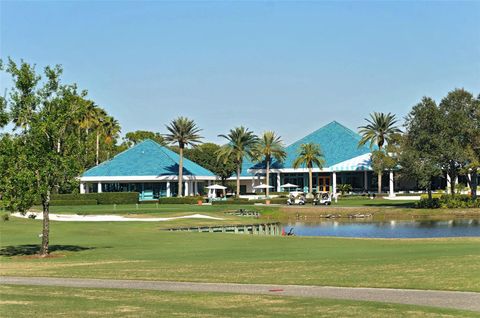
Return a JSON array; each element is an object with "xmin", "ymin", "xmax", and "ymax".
[
  {"xmin": 248, "ymin": 121, "xmax": 374, "ymax": 172},
  {"xmin": 82, "ymin": 139, "xmax": 215, "ymax": 177}
]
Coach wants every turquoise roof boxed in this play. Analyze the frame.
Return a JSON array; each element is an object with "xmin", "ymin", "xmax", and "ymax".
[
  {"xmin": 83, "ymin": 139, "xmax": 215, "ymax": 177},
  {"xmin": 248, "ymin": 121, "xmax": 373, "ymax": 172}
]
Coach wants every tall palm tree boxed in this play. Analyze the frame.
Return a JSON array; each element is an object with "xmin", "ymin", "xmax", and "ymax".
[
  {"xmin": 165, "ymin": 117, "xmax": 202, "ymax": 197},
  {"xmin": 253, "ymin": 131, "xmax": 286, "ymax": 197},
  {"xmin": 93, "ymin": 107, "xmax": 108, "ymax": 165},
  {"xmin": 293, "ymin": 143, "xmax": 325, "ymax": 194},
  {"xmin": 217, "ymin": 127, "xmax": 258, "ymax": 198},
  {"xmin": 358, "ymin": 112, "xmax": 401, "ymax": 194},
  {"xmin": 101, "ymin": 116, "xmax": 121, "ymax": 160}
]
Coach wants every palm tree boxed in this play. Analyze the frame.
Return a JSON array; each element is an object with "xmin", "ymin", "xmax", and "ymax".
[
  {"xmin": 358, "ymin": 112, "xmax": 401, "ymax": 194},
  {"xmin": 165, "ymin": 117, "xmax": 202, "ymax": 197},
  {"xmin": 217, "ymin": 127, "xmax": 258, "ymax": 198},
  {"xmin": 101, "ymin": 116, "xmax": 121, "ymax": 160},
  {"xmin": 253, "ymin": 131, "xmax": 286, "ymax": 197},
  {"xmin": 293, "ymin": 143, "xmax": 325, "ymax": 195},
  {"xmin": 93, "ymin": 107, "xmax": 108, "ymax": 165}
]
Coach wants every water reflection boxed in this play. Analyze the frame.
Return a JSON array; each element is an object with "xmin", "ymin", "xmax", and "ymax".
[{"xmin": 284, "ymin": 219, "xmax": 480, "ymax": 238}]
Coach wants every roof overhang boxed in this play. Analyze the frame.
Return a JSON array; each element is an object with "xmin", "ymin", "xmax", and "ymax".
[{"xmin": 79, "ymin": 175, "xmax": 217, "ymax": 182}]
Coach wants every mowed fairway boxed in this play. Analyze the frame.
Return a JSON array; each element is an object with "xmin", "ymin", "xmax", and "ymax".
[
  {"xmin": 1, "ymin": 217, "xmax": 479, "ymax": 292},
  {"xmin": 1, "ymin": 285, "xmax": 479, "ymax": 318}
]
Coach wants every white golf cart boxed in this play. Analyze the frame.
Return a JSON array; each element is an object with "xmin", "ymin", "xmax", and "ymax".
[
  {"xmin": 287, "ymin": 191, "xmax": 306, "ymax": 205},
  {"xmin": 313, "ymin": 191, "xmax": 332, "ymax": 205}
]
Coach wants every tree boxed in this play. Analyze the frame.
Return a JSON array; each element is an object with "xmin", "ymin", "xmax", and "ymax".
[
  {"xmin": 253, "ymin": 131, "xmax": 286, "ymax": 197},
  {"xmin": 293, "ymin": 143, "xmax": 325, "ymax": 195},
  {"xmin": 184, "ymin": 143, "xmax": 236, "ymax": 184},
  {"xmin": 217, "ymin": 127, "xmax": 258, "ymax": 198},
  {"xmin": 164, "ymin": 117, "xmax": 202, "ymax": 197},
  {"xmin": 358, "ymin": 112, "xmax": 401, "ymax": 193},
  {"xmin": 466, "ymin": 94, "xmax": 480, "ymax": 199},
  {"xmin": 0, "ymin": 95, "xmax": 8, "ymax": 128},
  {"xmin": 1, "ymin": 59, "xmax": 87, "ymax": 256},
  {"xmin": 400, "ymin": 97, "xmax": 443, "ymax": 199},
  {"xmin": 100, "ymin": 115, "xmax": 121, "ymax": 160},
  {"xmin": 122, "ymin": 130, "xmax": 165, "ymax": 148},
  {"xmin": 438, "ymin": 89, "xmax": 477, "ymax": 196}
]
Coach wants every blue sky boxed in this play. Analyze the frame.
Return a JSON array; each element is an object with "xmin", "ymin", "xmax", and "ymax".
[{"xmin": 1, "ymin": 1, "xmax": 479, "ymax": 144}]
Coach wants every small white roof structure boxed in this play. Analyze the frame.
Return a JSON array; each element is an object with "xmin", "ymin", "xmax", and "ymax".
[
  {"xmin": 206, "ymin": 184, "xmax": 227, "ymax": 190},
  {"xmin": 253, "ymin": 184, "xmax": 274, "ymax": 189},
  {"xmin": 280, "ymin": 183, "xmax": 299, "ymax": 188},
  {"xmin": 328, "ymin": 153, "xmax": 372, "ymax": 172}
]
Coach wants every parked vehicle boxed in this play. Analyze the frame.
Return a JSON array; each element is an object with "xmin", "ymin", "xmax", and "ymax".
[
  {"xmin": 313, "ymin": 192, "xmax": 332, "ymax": 205},
  {"xmin": 287, "ymin": 192, "xmax": 306, "ymax": 205}
]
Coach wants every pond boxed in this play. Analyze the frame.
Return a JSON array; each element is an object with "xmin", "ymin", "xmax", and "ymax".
[{"xmin": 284, "ymin": 219, "xmax": 480, "ymax": 238}]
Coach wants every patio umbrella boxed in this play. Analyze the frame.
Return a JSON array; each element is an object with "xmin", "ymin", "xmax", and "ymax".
[
  {"xmin": 206, "ymin": 184, "xmax": 227, "ymax": 198},
  {"xmin": 253, "ymin": 184, "xmax": 274, "ymax": 189},
  {"xmin": 280, "ymin": 183, "xmax": 299, "ymax": 191}
]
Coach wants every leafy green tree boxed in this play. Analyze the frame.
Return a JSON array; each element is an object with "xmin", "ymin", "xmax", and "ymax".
[
  {"xmin": 1, "ymin": 59, "xmax": 87, "ymax": 256},
  {"xmin": 293, "ymin": 143, "xmax": 325, "ymax": 195},
  {"xmin": 253, "ymin": 131, "xmax": 286, "ymax": 197},
  {"xmin": 463, "ymin": 94, "xmax": 480, "ymax": 199},
  {"xmin": 184, "ymin": 143, "xmax": 236, "ymax": 184},
  {"xmin": 164, "ymin": 117, "xmax": 202, "ymax": 197},
  {"xmin": 358, "ymin": 112, "xmax": 401, "ymax": 193},
  {"xmin": 400, "ymin": 97, "xmax": 444, "ymax": 199},
  {"xmin": 438, "ymin": 89, "xmax": 477, "ymax": 196},
  {"xmin": 0, "ymin": 95, "xmax": 8, "ymax": 128},
  {"xmin": 122, "ymin": 130, "xmax": 165, "ymax": 148},
  {"xmin": 217, "ymin": 127, "xmax": 258, "ymax": 198}
]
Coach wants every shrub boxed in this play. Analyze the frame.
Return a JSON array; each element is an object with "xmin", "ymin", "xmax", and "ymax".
[
  {"xmin": 50, "ymin": 200, "xmax": 98, "ymax": 206},
  {"xmin": 337, "ymin": 184, "xmax": 352, "ymax": 195},
  {"xmin": 51, "ymin": 192, "xmax": 139, "ymax": 204},
  {"xmin": 415, "ymin": 198, "xmax": 441, "ymax": 209},
  {"xmin": 158, "ymin": 196, "xmax": 204, "ymax": 204},
  {"xmin": 1, "ymin": 213, "xmax": 9, "ymax": 222}
]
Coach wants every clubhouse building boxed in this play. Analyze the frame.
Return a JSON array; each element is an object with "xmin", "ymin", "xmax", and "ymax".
[{"xmin": 80, "ymin": 121, "xmax": 422, "ymax": 200}]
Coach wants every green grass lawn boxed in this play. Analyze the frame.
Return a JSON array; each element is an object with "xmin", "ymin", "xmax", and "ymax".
[
  {"xmin": 1, "ymin": 217, "xmax": 479, "ymax": 292},
  {"xmin": 1, "ymin": 285, "xmax": 478, "ymax": 318}
]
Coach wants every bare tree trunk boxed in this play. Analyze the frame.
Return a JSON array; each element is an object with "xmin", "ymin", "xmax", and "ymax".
[
  {"xmin": 308, "ymin": 167, "xmax": 313, "ymax": 194},
  {"xmin": 178, "ymin": 146, "xmax": 184, "ymax": 197},
  {"xmin": 40, "ymin": 190, "xmax": 50, "ymax": 257},
  {"xmin": 377, "ymin": 170, "xmax": 382, "ymax": 194},
  {"xmin": 266, "ymin": 159, "xmax": 270, "ymax": 197},
  {"xmin": 472, "ymin": 170, "xmax": 478, "ymax": 200},
  {"xmin": 236, "ymin": 165, "xmax": 241, "ymax": 198},
  {"xmin": 427, "ymin": 182, "xmax": 432, "ymax": 200},
  {"xmin": 57, "ymin": 138, "xmax": 61, "ymax": 153},
  {"xmin": 96, "ymin": 132, "xmax": 100, "ymax": 165}
]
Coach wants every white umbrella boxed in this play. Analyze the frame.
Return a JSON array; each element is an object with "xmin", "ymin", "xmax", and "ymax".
[
  {"xmin": 206, "ymin": 184, "xmax": 227, "ymax": 198},
  {"xmin": 206, "ymin": 184, "xmax": 227, "ymax": 190},
  {"xmin": 253, "ymin": 184, "xmax": 274, "ymax": 189},
  {"xmin": 280, "ymin": 183, "xmax": 299, "ymax": 189}
]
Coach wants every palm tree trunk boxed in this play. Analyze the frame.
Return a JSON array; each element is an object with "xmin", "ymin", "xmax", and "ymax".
[
  {"xmin": 266, "ymin": 159, "xmax": 270, "ymax": 197},
  {"xmin": 472, "ymin": 169, "xmax": 478, "ymax": 200},
  {"xmin": 377, "ymin": 170, "xmax": 382, "ymax": 194},
  {"xmin": 96, "ymin": 132, "xmax": 100, "ymax": 165},
  {"xmin": 308, "ymin": 167, "xmax": 313, "ymax": 194},
  {"xmin": 40, "ymin": 190, "xmax": 50, "ymax": 257},
  {"xmin": 178, "ymin": 146, "xmax": 184, "ymax": 197},
  {"xmin": 236, "ymin": 165, "xmax": 241, "ymax": 198}
]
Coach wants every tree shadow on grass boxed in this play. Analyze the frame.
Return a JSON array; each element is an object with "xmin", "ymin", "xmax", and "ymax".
[{"xmin": 0, "ymin": 244, "xmax": 95, "ymax": 257}]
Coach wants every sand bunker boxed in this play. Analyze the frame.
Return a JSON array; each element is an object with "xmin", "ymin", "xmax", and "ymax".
[{"xmin": 12, "ymin": 212, "xmax": 224, "ymax": 222}]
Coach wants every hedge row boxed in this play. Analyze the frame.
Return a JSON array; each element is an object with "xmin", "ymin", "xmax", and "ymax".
[
  {"xmin": 51, "ymin": 192, "xmax": 139, "ymax": 204},
  {"xmin": 158, "ymin": 196, "xmax": 204, "ymax": 204},
  {"xmin": 50, "ymin": 200, "xmax": 98, "ymax": 206}
]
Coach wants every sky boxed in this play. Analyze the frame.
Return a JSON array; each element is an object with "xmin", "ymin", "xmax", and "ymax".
[{"xmin": 1, "ymin": 0, "xmax": 479, "ymax": 144}]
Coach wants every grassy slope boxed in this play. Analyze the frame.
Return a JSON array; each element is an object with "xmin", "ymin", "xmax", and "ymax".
[
  {"xmin": 1, "ymin": 218, "xmax": 479, "ymax": 292},
  {"xmin": 1, "ymin": 285, "xmax": 478, "ymax": 318}
]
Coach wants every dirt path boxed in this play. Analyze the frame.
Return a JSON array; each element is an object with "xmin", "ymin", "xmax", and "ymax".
[{"xmin": 1, "ymin": 276, "xmax": 479, "ymax": 312}]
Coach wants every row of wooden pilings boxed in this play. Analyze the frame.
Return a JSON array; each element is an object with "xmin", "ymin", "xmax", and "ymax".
[{"xmin": 165, "ymin": 222, "xmax": 282, "ymax": 236}]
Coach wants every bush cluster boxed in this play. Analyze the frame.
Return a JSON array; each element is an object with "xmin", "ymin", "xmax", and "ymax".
[
  {"xmin": 50, "ymin": 199, "xmax": 99, "ymax": 206},
  {"xmin": 51, "ymin": 192, "xmax": 139, "ymax": 204},
  {"xmin": 158, "ymin": 196, "xmax": 204, "ymax": 204},
  {"xmin": 416, "ymin": 194, "xmax": 479, "ymax": 209}
]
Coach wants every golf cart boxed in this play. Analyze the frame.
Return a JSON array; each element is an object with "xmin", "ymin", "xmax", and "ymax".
[
  {"xmin": 313, "ymin": 191, "xmax": 332, "ymax": 205},
  {"xmin": 287, "ymin": 191, "xmax": 306, "ymax": 205}
]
